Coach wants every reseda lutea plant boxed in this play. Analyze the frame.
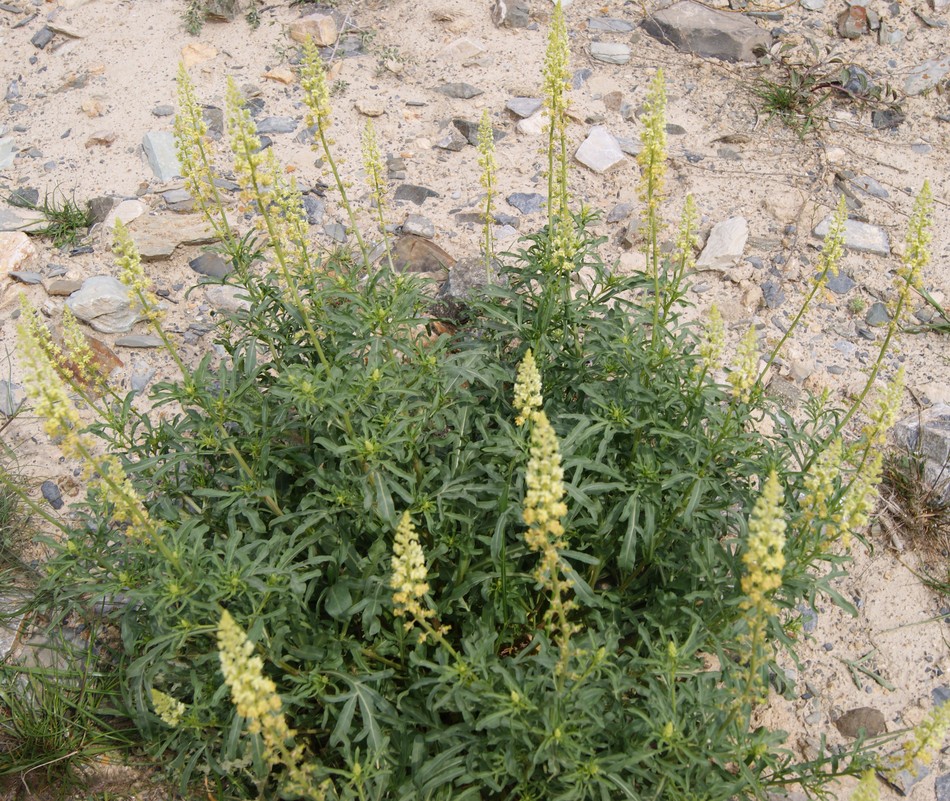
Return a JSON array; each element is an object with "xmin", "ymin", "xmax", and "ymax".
[{"xmin": 11, "ymin": 4, "xmax": 939, "ymax": 799}]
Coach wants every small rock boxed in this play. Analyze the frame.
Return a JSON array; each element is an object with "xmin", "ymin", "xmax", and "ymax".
[
  {"xmin": 837, "ymin": 5, "xmax": 868, "ymax": 37},
  {"xmin": 85, "ymin": 130, "xmax": 116, "ymax": 148},
  {"xmin": 5, "ymin": 80, "xmax": 20, "ymax": 103},
  {"xmin": 491, "ymin": 0, "xmax": 531, "ymax": 28},
  {"xmin": 438, "ymin": 37, "xmax": 487, "ymax": 63},
  {"xmin": 403, "ymin": 214, "xmax": 435, "ymax": 238},
  {"xmin": 205, "ymin": 284, "xmax": 251, "ymax": 314},
  {"xmin": 189, "ymin": 252, "xmax": 232, "ymax": 279},
  {"xmin": 506, "ymin": 97, "xmax": 543, "ymax": 118},
  {"xmin": 256, "ymin": 116, "xmax": 298, "ymax": 135},
  {"xmin": 395, "ymin": 185, "xmax": 440, "ymax": 205},
  {"xmin": 66, "ymin": 276, "xmax": 142, "ymax": 334},
  {"xmin": 935, "ymin": 773, "xmax": 950, "ymax": 801},
  {"xmin": 850, "ymin": 175, "xmax": 889, "ymax": 199},
  {"xmin": 800, "ymin": 0, "xmax": 825, "ymax": 10},
  {"xmin": 288, "ymin": 13, "xmax": 338, "ymax": 45},
  {"xmin": 102, "ymin": 199, "xmax": 146, "ymax": 237},
  {"xmin": 0, "ymin": 231, "xmax": 38, "ymax": 272},
  {"xmin": 0, "ymin": 380, "xmax": 22, "ymax": 417},
  {"xmin": 573, "ymin": 68, "xmax": 593, "ymax": 89},
  {"xmin": 0, "ymin": 138, "xmax": 16, "ymax": 170},
  {"xmin": 180, "ymin": 42, "xmax": 218, "ymax": 69},
  {"xmin": 813, "ymin": 217, "xmax": 889, "ymax": 255},
  {"xmin": 263, "ymin": 67, "xmax": 296, "ymax": 85},
  {"xmin": 871, "ymin": 108, "xmax": 905, "ymax": 130},
  {"xmin": 825, "ymin": 272, "xmax": 856, "ymax": 294},
  {"xmin": 390, "ymin": 234, "xmax": 454, "ymax": 280},
  {"xmin": 642, "ymin": 1, "xmax": 770, "ymax": 62},
  {"xmin": 162, "ymin": 189, "xmax": 194, "ymax": 212},
  {"xmin": 47, "ymin": 279, "xmax": 83, "ymax": 296},
  {"xmin": 41, "ymin": 481, "xmax": 63, "ymax": 510},
  {"xmin": 904, "ymin": 56, "xmax": 950, "ymax": 96},
  {"xmin": 762, "ymin": 279, "xmax": 785, "ymax": 309},
  {"xmin": 453, "ymin": 118, "xmax": 504, "ymax": 146},
  {"xmin": 865, "ymin": 302, "xmax": 890, "ymax": 327},
  {"xmin": 588, "ymin": 16, "xmax": 635, "ymax": 31},
  {"xmin": 436, "ymin": 83, "xmax": 484, "ymax": 99},
  {"xmin": 607, "ymin": 202, "xmax": 634, "ymax": 223},
  {"xmin": 31, "ymin": 27, "xmax": 54, "ymax": 49},
  {"xmin": 834, "ymin": 707, "xmax": 886, "ymax": 738},
  {"xmin": 574, "ymin": 125, "xmax": 624, "ymax": 173},
  {"xmin": 355, "ymin": 99, "xmax": 386, "ymax": 117},
  {"xmin": 323, "ymin": 222, "xmax": 347, "ymax": 242},
  {"xmin": 9, "ymin": 187, "xmax": 39, "ymax": 207},
  {"xmin": 615, "ymin": 136, "xmax": 642, "ymax": 156},
  {"xmin": 435, "ymin": 128, "xmax": 469, "ymax": 151},
  {"xmin": 9, "ymin": 270, "xmax": 42, "ymax": 284},
  {"xmin": 507, "ymin": 192, "xmax": 546, "ymax": 215},
  {"xmin": 114, "ymin": 335, "xmax": 163, "ymax": 348},
  {"xmin": 517, "ymin": 110, "xmax": 545, "ymax": 136},
  {"xmin": 142, "ymin": 131, "xmax": 182, "ymax": 182},
  {"xmin": 303, "ymin": 195, "xmax": 325, "ymax": 225},
  {"xmin": 130, "ymin": 367, "xmax": 156, "ymax": 395},
  {"xmin": 203, "ymin": 106, "xmax": 225, "ymax": 137},
  {"xmin": 152, "ymin": 104, "xmax": 174, "ymax": 117},
  {"xmin": 87, "ymin": 196, "xmax": 115, "ymax": 225},
  {"xmin": 589, "ymin": 42, "xmax": 632, "ymax": 64},
  {"xmin": 696, "ymin": 217, "xmax": 749, "ymax": 269}
]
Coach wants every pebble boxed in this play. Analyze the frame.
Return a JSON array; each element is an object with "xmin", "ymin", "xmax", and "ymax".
[
  {"xmin": 825, "ymin": 272, "xmax": 856, "ymax": 294},
  {"xmin": 453, "ymin": 118, "xmax": 504, "ymax": 146},
  {"xmin": 697, "ymin": 217, "xmax": 749, "ymax": 269},
  {"xmin": 189, "ymin": 253, "xmax": 232, "ymax": 279},
  {"xmin": 813, "ymin": 217, "xmax": 889, "ymax": 255},
  {"xmin": 516, "ymin": 110, "xmax": 545, "ymax": 136},
  {"xmin": 0, "ymin": 379, "xmax": 24, "ymax": 420},
  {"xmin": 574, "ymin": 126, "xmax": 625, "ymax": 173},
  {"xmin": 642, "ymin": 1, "xmax": 770, "ymax": 62},
  {"xmin": 588, "ymin": 16, "xmax": 635, "ymax": 32},
  {"xmin": 152, "ymin": 105, "xmax": 174, "ymax": 117},
  {"xmin": 130, "ymin": 366, "xmax": 157, "ymax": 395},
  {"xmin": 506, "ymin": 97, "xmax": 543, "ymax": 118},
  {"xmin": 30, "ymin": 26, "xmax": 53, "ymax": 49},
  {"xmin": 800, "ymin": 0, "xmax": 825, "ymax": 9},
  {"xmin": 355, "ymin": 98, "xmax": 386, "ymax": 117},
  {"xmin": 507, "ymin": 192, "xmax": 546, "ymax": 215},
  {"xmin": 256, "ymin": 116, "xmax": 298, "ymax": 135},
  {"xmin": 288, "ymin": 13, "xmax": 338, "ymax": 46},
  {"xmin": 435, "ymin": 128, "xmax": 468, "ymax": 151},
  {"xmin": 323, "ymin": 222, "xmax": 347, "ymax": 242},
  {"xmin": 41, "ymin": 480, "xmax": 63, "ymax": 510},
  {"xmin": 66, "ymin": 276, "xmax": 141, "ymax": 334},
  {"xmin": 865, "ymin": 301, "xmax": 890, "ymax": 327},
  {"xmin": 904, "ymin": 56, "xmax": 950, "ymax": 96},
  {"xmin": 439, "ymin": 255, "xmax": 498, "ymax": 307},
  {"xmin": 395, "ymin": 184, "xmax": 440, "ymax": 205},
  {"xmin": 141, "ymin": 131, "xmax": 182, "ymax": 182},
  {"xmin": 607, "ymin": 202, "xmax": 634, "ymax": 223},
  {"xmin": 589, "ymin": 42, "xmax": 632, "ymax": 64},
  {"xmin": 572, "ymin": 68, "xmax": 593, "ymax": 89},
  {"xmin": 936, "ymin": 774, "xmax": 950, "ymax": 801},
  {"xmin": 762, "ymin": 278, "xmax": 785, "ymax": 309},
  {"xmin": 403, "ymin": 214, "xmax": 435, "ymax": 238},
  {"xmin": 303, "ymin": 195, "xmax": 325, "ymax": 225},
  {"xmin": 47, "ymin": 278, "xmax": 83, "ymax": 296},
  {"xmin": 436, "ymin": 82, "xmax": 483, "ymax": 99},
  {"xmin": 837, "ymin": 6, "xmax": 868, "ymax": 37}
]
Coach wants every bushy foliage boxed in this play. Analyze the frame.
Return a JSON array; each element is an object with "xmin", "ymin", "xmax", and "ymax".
[{"xmin": 10, "ymin": 6, "xmax": 935, "ymax": 800}]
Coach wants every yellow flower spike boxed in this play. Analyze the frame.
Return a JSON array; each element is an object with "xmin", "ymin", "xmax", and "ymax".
[
  {"xmin": 513, "ymin": 349, "xmax": 543, "ymax": 426},
  {"xmin": 150, "ymin": 688, "xmax": 186, "ymax": 727},
  {"xmin": 477, "ymin": 108, "xmax": 497, "ymax": 271},
  {"xmin": 816, "ymin": 196, "xmax": 847, "ymax": 284},
  {"xmin": 697, "ymin": 305, "xmax": 725, "ymax": 374},
  {"xmin": 901, "ymin": 180, "xmax": 932, "ymax": 288},
  {"xmin": 390, "ymin": 512, "xmax": 434, "ymax": 632},
  {"xmin": 800, "ymin": 438, "xmax": 843, "ymax": 530},
  {"xmin": 835, "ymin": 451, "xmax": 882, "ymax": 548},
  {"xmin": 300, "ymin": 38, "xmax": 333, "ymax": 135},
  {"xmin": 60, "ymin": 307, "xmax": 98, "ymax": 388},
  {"xmin": 173, "ymin": 62, "xmax": 218, "ymax": 215},
  {"xmin": 522, "ymin": 409, "xmax": 568, "ymax": 560},
  {"xmin": 728, "ymin": 326, "xmax": 759, "ymax": 404},
  {"xmin": 863, "ymin": 368, "xmax": 904, "ymax": 447},
  {"xmin": 895, "ymin": 700, "xmax": 950, "ymax": 771},
  {"xmin": 637, "ymin": 69, "xmax": 668, "ymax": 228},
  {"xmin": 361, "ymin": 118, "xmax": 388, "ymax": 225},
  {"xmin": 113, "ymin": 220, "xmax": 162, "ymax": 323},
  {"xmin": 740, "ymin": 471, "xmax": 786, "ymax": 616},
  {"xmin": 542, "ymin": 0, "xmax": 572, "ymax": 239},
  {"xmin": 217, "ymin": 610, "xmax": 300, "ymax": 767},
  {"xmin": 850, "ymin": 770, "xmax": 880, "ymax": 801},
  {"xmin": 225, "ymin": 78, "xmax": 267, "ymax": 210}
]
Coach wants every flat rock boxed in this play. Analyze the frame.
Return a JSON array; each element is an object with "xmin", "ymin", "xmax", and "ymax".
[
  {"xmin": 588, "ymin": 16, "xmax": 635, "ymax": 31},
  {"xmin": 937, "ymin": 774, "xmax": 950, "ymax": 801},
  {"xmin": 438, "ymin": 37, "xmax": 487, "ymax": 63},
  {"xmin": 453, "ymin": 118, "xmax": 505, "ymax": 146},
  {"xmin": 189, "ymin": 252, "xmax": 232, "ymax": 279},
  {"xmin": 517, "ymin": 110, "xmax": 545, "ymax": 136},
  {"xmin": 181, "ymin": 42, "xmax": 218, "ymax": 68},
  {"xmin": 390, "ymin": 234, "xmax": 454, "ymax": 280},
  {"xmin": 403, "ymin": 214, "xmax": 435, "ymax": 238},
  {"xmin": 589, "ymin": 42, "xmax": 631, "ymax": 64},
  {"xmin": 256, "ymin": 116, "xmax": 298, "ymax": 135},
  {"xmin": 263, "ymin": 67, "xmax": 296, "ymax": 85},
  {"xmin": 288, "ymin": 13, "xmax": 338, "ymax": 45},
  {"xmin": 0, "ymin": 231, "xmax": 37, "ymax": 272},
  {"xmin": 834, "ymin": 707, "xmax": 886, "ymax": 738},
  {"xmin": 66, "ymin": 276, "xmax": 142, "ymax": 334},
  {"xmin": 492, "ymin": 0, "xmax": 531, "ymax": 28},
  {"xmin": 47, "ymin": 278, "xmax": 83, "ymax": 296},
  {"xmin": 825, "ymin": 271, "xmax": 856, "ymax": 294},
  {"xmin": 0, "ymin": 380, "xmax": 23, "ymax": 417},
  {"xmin": 142, "ymin": 131, "xmax": 181, "ymax": 182},
  {"xmin": 436, "ymin": 82, "xmax": 483, "ymax": 99},
  {"xmin": 813, "ymin": 216, "xmax": 889, "ymax": 255},
  {"xmin": 575, "ymin": 126, "xmax": 624, "ymax": 173},
  {"xmin": 205, "ymin": 284, "xmax": 251, "ymax": 314},
  {"xmin": 435, "ymin": 128, "xmax": 469, "ymax": 151},
  {"xmin": 395, "ymin": 184, "xmax": 440, "ymax": 205},
  {"xmin": 506, "ymin": 97, "xmax": 543, "ymax": 118},
  {"xmin": 9, "ymin": 270, "xmax": 42, "ymax": 284},
  {"xmin": 355, "ymin": 98, "xmax": 386, "ymax": 117},
  {"xmin": 507, "ymin": 192, "xmax": 546, "ymax": 215},
  {"xmin": 697, "ymin": 217, "xmax": 749, "ymax": 269},
  {"xmin": 642, "ymin": 1, "xmax": 770, "ymax": 62},
  {"xmin": 303, "ymin": 195, "xmax": 325, "ymax": 225},
  {"xmin": 115, "ymin": 335, "xmax": 163, "ymax": 348},
  {"xmin": 128, "ymin": 215, "xmax": 218, "ymax": 262},
  {"xmin": 904, "ymin": 56, "xmax": 950, "ymax": 96}
]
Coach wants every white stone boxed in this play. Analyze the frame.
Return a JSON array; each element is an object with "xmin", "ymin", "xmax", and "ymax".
[
  {"xmin": 205, "ymin": 284, "xmax": 251, "ymax": 314},
  {"xmin": 574, "ymin": 126, "xmax": 624, "ymax": 173},
  {"xmin": 517, "ymin": 110, "xmax": 545, "ymax": 136},
  {"xmin": 438, "ymin": 37, "xmax": 486, "ymax": 62},
  {"xmin": 813, "ymin": 217, "xmax": 889, "ymax": 256},
  {"xmin": 142, "ymin": 132, "xmax": 181, "ymax": 182},
  {"xmin": 589, "ymin": 42, "xmax": 631, "ymax": 64},
  {"xmin": 904, "ymin": 56, "xmax": 950, "ymax": 96},
  {"xmin": 0, "ymin": 138, "xmax": 15, "ymax": 170},
  {"xmin": 66, "ymin": 276, "xmax": 142, "ymax": 334},
  {"xmin": 0, "ymin": 231, "xmax": 37, "ymax": 272},
  {"xmin": 696, "ymin": 217, "xmax": 749, "ymax": 269}
]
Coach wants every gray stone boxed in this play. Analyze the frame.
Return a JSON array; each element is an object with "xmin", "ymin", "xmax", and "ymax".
[
  {"xmin": 0, "ymin": 137, "xmax": 15, "ymax": 170},
  {"xmin": 872, "ymin": 108, "xmax": 905, "ymax": 130},
  {"xmin": 837, "ymin": 6, "xmax": 868, "ymax": 37},
  {"xmin": 128, "ymin": 215, "xmax": 218, "ymax": 262},
  {"xmin": 9, "ymin": 187, "xmax": 39, "ymax": 207},
  {"xmin": 9, "ymin": 270, "xmax": 42, "ymax": 284},
  {"xmin": 506, "ymin": 97, "xmax": 543, "ymax": 118},
  {"xmin": 130, "ymin": 367, "xmax": 156, "ymax": 395},
  {"xmin": 762, "ymin": 278, "xmax": 785, "ymax": 309},
  {"xmin": 189, "ymin": 252, "xmax": 232, "ymax": 279},
  {"xmin": 607, "ymin": 202, "xmax": 634, "ymax": 223},
  {"xmin": 435, "ymin": 128, "xmax": 469, "ymax": 151},
  {"xmin": 87, "ymin": 195, "xmax": 114, "ymax": 224},
  {"xmin": 152, "ymin": 104, "xmax": 174, "ymax": 117},
  {"xmin": 47, "ymin": 279, "xmax": 83, "ymax": 296},
  {"xmin": 403, "ymin": 214, "xmax": 434, "ymax": 238},
  {"xmin": 697, "ymin": 217, "xmax": 749, "ymax": 269},
  {"xmin": 824, "ymin": 272, "xmax": 856, "ymax": 294},
  {"xmin": 395, "ymin": 184, "xmax": 440, "ymax": 205},
  {"xmin": 588, "ymin": 16, "xmax": 635, "ymax": 31},
  {"xmin": 575, "ymin": 126, "xmax": 624, "ymax": 173},
  {"xmin": 41, "ymin": 481, "xmax": 63, "ymax": 510},
  {"xmin": 813, "ymin": 217, "xmax": 889, "ymax": 255},
  {"xmin": 115, "ymin": 335, "xmax": 163, "ymax": 348},
  {"xmin": 438, "ymin": 256, "xmax": 499, "ymax": 306},
  {"xmin": 205, "ymin": 284, "xmax": 251, "ymax": 314},
  {"xmin": 142, "ymin": 131, "xmax": 181, "ymax": 182},
  {"xmin": 324, "ymin": 222, "xmax": 347, "ymax": 242},
  {"xmin": 162, "ymin": 189, "xmax": 194, "ymax": 212},
  {"xmin": 865, "ymin": 301, "xmax": 890, "ymax": 327},
  {"xmin": 800, "ymin": 0, "xmax": 825, "ymax": 9},
  {"xmin": 436, "ymin": 83, "xmax": 483, "ymax": 99},
  {"xmin": 904, "ymin": 56, "xmax": 950, "ymax": 96},
  {"xmin": 833, "ymin": 707, "xmax": 886, "ymax": 738},
  {"xmin": 203, "ymin": 106, "xmax": 225, "ymax": 138},
  {"xmin": 850, "ymin": 175, "xmax": 889, "ymax": 199},
  {"xmin": 615, "ymin": 136, "xmax": 642, "ymax": 156},
  {"xmin": 491, "ymin": 0, "xmax": 531, "ymax": 28},
  {"xmin": 453, "ymin": 118, "xmax": 505, "ymax": 146},
  {"xmin": 507, "ymin": 192, "xmax": 546, "ymax": 215},
  {"xmin": 256, "ymin": 116, "xmax": 298, "ymax": 135},
  {"xmin": 935, "ymin": 773, "xmax": 950, "ymax": 801},
  {"xmin": 880, "ymin": 756, "xmax": 930, "ymax": 796},
  {"xmin": 66, "ymin": 276, "xmax": 142, "ymax": 334},
  {"xmin": 572, "ymin": 68, "xmax": 593, "ymax": 89},
  {"xmin": 0, "ymin": 380, "xmax": 22, "ymax": 417},
  {"xmin": 589, "ymin": 41, "xmax": 632, "ymax": 64},
  {"xmin": 303, "ymin": 195, "xmax": 325, "ymax": 225},
  {"xmin": 31, "ymin": 26, "xmax": 54, "ymax": 49},
  {"xmin": 642, "ymin": 1, "xmax": 770, "ymax": 62}
]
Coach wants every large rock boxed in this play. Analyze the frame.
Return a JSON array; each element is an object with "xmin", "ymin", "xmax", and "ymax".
[
  {"xmin": 128, "ymin": 215, "xmax": 218, "ymax": 262},
  {"xmin": 904, "ymin": 56, "xmax": 950, "ymax": 96},
  {"xmin": 697, "ymin": 217, "xmax": 749, "ymax": 269},
  {"xmin": 142, "ymin": 131, "xmax": 181, "ymax": 182},
  {"xmin": 642, "ymin": 1, "xmax": 769, "ymax": 62},
  {"xmin": 813, "ymin": 217, "xmax": 889, "ymax": 256},
  {"xmin": 66, "ymin": 276, "xmax": 142, "ymax": 334},
  {"xmin": 575, "ymin": 126, "xmax": 625, "ymax": 173},
  {"xmin": 288, "ymin": 13, "xmax": 338, "ymax": 45}
]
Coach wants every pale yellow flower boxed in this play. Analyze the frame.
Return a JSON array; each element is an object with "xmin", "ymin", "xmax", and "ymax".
[
  {"xmin": 835, "ymin": 451, "xmax": 882, "ymax": 548},
  {"xmin": 728, "ymin": 326, "xmax": 759, "ymax": 403},
  {"xmin": 362, "ymin": 118, "xmax": 388, "ymax": 223},
  {"xmin": 113, "ymin": 220, "xmax": 162, "ymax": 323},
  {"xmin": 523, "ymin": 409, "xmax": 568, "ymax": 566},
  {"xmin": 391, "ymin": 512, "xmax": 434, "ymax": 631},
  {"xmin": 300, "ymin": 39, "xmax": 333, "ymax": 134},
  {"xmin": 850, "ymin": 770, "xmax": 880, "ymax": 801},
  {"xmin": 514, "ymin": 350, "xmax": 543, "ymax": 426},
  {"xmin": 800, "ymin": 438, "xmax": 843, "ymax": 529},
  {"xmin": 896, "ymin": 700, "xmax": 950, "ymax": 769},
  {"xmin": 638, "ymin": 70, "xmax": 667, "ymax": 225},
  {"xmin": 862, "ymin": 368, "xmax": 904, "ymax": 447},
  {"xmin": 740, "ymin": 471, "xmax": 786, "ymax": 615},
  {"xmin": 697, "ymin": 305, "xmax": 725, "ymax": 374},
  {"xmin": 150, "ymin": 688, "xmax": 186, "ymax": 727}
]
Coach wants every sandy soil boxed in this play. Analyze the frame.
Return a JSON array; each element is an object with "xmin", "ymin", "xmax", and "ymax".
[{"xmin": 2, "ymin": 0, "xmax": 950, "ymax": 798}]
